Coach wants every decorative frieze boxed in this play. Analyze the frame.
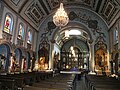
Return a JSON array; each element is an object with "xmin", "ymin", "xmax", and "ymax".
[
  {"xmin": 27, "ymin": 43, "xmax": 32, "ymax": 50},
  {"xmin": 2, "ymin": 31, "xmax": 12, "ymax": 43},
  {"xmin": 17, "ymin": 38, "xmax": 24, "ymax": 47}
]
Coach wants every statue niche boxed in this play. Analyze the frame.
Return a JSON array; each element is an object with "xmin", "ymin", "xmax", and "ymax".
[
  {"xmin": 38, "ymin": 47, "xmax": 49, "ymax": 70},
  {"xmin": 94, "ymin": 40, "xmax": 108, "ymax": 72}
]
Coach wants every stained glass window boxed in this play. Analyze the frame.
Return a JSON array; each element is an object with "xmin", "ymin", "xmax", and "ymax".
[
  {"xmin": 114, "ymin": 27, "xmax": 118, "ymax": 44},
  {"xmin": 4, "ymin": 14, "xmax": 13, "ymax": 34},
  {"xmin": 27, "ymin": 30, "xmax": 32, "ymax": 43},
  {"xmin": 18, "ymin": 23, "xmax": 24, "ymax": 39}
]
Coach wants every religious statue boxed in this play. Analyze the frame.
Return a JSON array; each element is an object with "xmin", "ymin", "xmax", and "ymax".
[
  {"xmin": 0, "ymin": 54, "xmax": 6, "ymax": 71},
  {"xmin": 21, "ymin": 57, "xmax": 26, "ymax": 72},
  {"xmin": 14, "ymin": 60, "xmax": 20, "ymax": 72},
  {"xmin": 27, "ymin": 31, "xmax": 31, "ymax": 43},
  {"xmin": 18, "ymin": 24, "xmax": 23, "ymax": 39},
  {"xmin": 38, "ymin": 57, "xmax": 45, "ymax": 70},
  {"xmin": 23, "ymin": 58, "xmax": 26, "ymax": 71},
  {"xmin": 33, "ymin": 56, "xmax": 49, "ymax": 71},
  {"xmin": 5, "ymin": 19, "xmax": 10, "ymax": 29},
  {"xmin": 4, "ymin": 15, "xmax": 11, "ymax": 33},
  {"xmin": 9, "ymin": 55, "xmax": 15, "ymax": 72}
]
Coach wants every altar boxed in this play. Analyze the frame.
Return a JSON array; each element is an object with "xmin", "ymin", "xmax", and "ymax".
[{"xmin": 60, "ymin": 71, "xmax": 81, "ymax": 74}]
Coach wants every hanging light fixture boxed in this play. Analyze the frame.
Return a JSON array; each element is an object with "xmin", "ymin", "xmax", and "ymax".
[{"xmin": 53, "ymin": 3, "xmax": 69, "ymax": 27}]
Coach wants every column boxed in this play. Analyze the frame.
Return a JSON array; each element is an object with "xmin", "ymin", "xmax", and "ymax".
[{"xmin": 49, "ymin": 41, "xmax": 54, "ymax": 70}]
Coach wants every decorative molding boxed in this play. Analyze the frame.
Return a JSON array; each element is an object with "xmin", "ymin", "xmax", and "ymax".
[
  {"xmin": 103, "ymin": 2, "xmax": 114, "ymax": 18},
  {"xmin": 69, "ymin": 11, "xmax": 104, "ymax": 36},
  {"xmin": 47, "ymin": 0, "xmax": 59, "ymax": 9},
  {"xmin": 30, "ymin": 7, "xmax": 42, "ymax": 21},
  {"xmin": 2, "ymin": 31, "xmax": 12, "ymax": 43},
  {"xmin": 17, "ymin": 38, "xmax": 24, "ymax": 47},
  {"xmin": 95, "ymin": 33, "xmax": 107, "ymax": 51},
  {"xmin": 27, "ymin": 43, "xmax": 32, "ymax": 50},
  {"xmin": 10, "ymin": 0, "xmax": 20, "ymax": 6},
  {"xmin": 25, "ymin": 1, "xmax": 44, "ymax": 27}
]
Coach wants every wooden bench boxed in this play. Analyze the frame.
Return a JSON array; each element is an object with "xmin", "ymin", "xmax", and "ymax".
[
  {"xmin": 85, "ymin": 74, "xmax": 120, "ymax": 90},
  {"xmin": 0, "ymin": 74, "xmax": 24, "ymax": 90}
]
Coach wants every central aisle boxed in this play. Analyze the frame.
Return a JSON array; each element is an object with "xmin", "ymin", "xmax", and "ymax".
[{"xmin": 76, "ymin": 75, "xmax": 88, "ymax": 90}]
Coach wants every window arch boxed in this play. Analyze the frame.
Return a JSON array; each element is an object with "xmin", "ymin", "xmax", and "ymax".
[
  {"xmin": 4, "ymin": 13, "xmax": 13, "ymax": 34},
  {"xmin": 27, "ymin": 30, "xmax": 32, "ymax": 43},
  {"xmin": 18, "ymin": 23, "xmax": 24, "ymax": 39}
]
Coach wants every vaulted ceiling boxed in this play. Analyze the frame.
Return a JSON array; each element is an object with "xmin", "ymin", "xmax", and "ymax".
[{"xmin": 3, "ymin": 0, "xmax": 120, "ymax": 31}]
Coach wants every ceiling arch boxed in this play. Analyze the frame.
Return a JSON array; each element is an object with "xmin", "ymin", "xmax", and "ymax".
[
  {"xmin": 3, "ymin": 0, "xmax": 120, "ymax": 30},
  {"xmin": 52, "ymin": 21, "xmax": 93, "ymax": 47},
  {"xmin": 2, "ymin": 0, "xmax": 119, "ymax": 52},
  {"xmin": 61, "ymin": 38, "xmax": 89, "ymax": 53}
]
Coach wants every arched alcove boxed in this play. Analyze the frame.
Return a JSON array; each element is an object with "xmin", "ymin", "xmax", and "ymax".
[
  {"xmin": 14, "ymin": 48, "xmax": 22, "ymax": 71},
  {"xmin": 14, "ymin": 48, "xmax": 22, "ymax": 64},
  {"xmin": 26, "ymin": 52, "xmax": 30, "ymax": 70},
  {"xmin": 0, "ymin": 44, "xmax": 10, "ymax": 72}
]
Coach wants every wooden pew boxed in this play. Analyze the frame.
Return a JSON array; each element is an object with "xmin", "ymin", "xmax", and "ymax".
[
  {"xmin": 0, "ymin": 74, "xmax": 24, "ymax": 90},
  {"xmin": 0, "ymin": 78, "xmax": 15, "ymax": 90},
  {"xmin": 0, "ymin": 71, "xmax": 52, "ymax": 90},
  {"xmin": 34, "ymin": 74, "xmax": 75, "ymax": 90},
  {"xmin": 85, "ymin": 74, "xmax": 120, "ymax": 90}
]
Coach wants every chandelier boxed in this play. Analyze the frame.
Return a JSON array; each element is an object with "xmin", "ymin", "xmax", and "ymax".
[{"xmin": 53, "ymin": 3, "xmax": 69, "ymax": 27}]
